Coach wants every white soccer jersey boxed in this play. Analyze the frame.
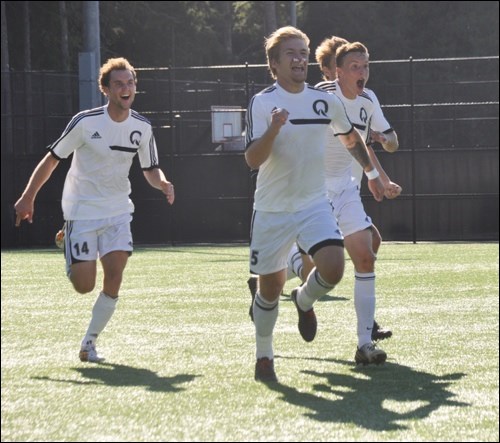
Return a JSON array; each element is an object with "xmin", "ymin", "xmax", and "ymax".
[
  {"xmin": 245, "ymin": 82, "xmax": 353, "ymax": 212},
  {"xmin": 49, "ymin": 105, "xmax": 159, "ymax": 220},
  {"xmin": 316, "ymin": 80, "xmax": 393, "ymax": 191}
]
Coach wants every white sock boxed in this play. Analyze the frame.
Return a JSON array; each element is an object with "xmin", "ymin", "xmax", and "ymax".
[
  {"xmin": 287, "ymin": 245, "xmax": 303, "ymax": 281},
  {"xmin": 354, "ymin": 272, "xmax": 376, "ymax": 347},
  {"xmin": 297, "ymin": 269, "xmax": 335, "ymax": 311},
  {"xmin": 253, "ymin": 291, "xmax": 279, "ymax": 359},
  {"xmin": 81, "ymin": 292, "xmax": 117, "ymax": 348}
]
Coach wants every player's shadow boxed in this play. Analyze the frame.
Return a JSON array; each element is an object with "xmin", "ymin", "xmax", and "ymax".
[
  {"xmin": 33, "ymin": 363, "xmax": 199, "ymax": 393},
  {"xmin": 280, "ymin": 293, "xmax": 349, "ymax": 302},
  {"xmin": 268, "ymin": 357, "xmax": 468, "ymax": 431}
]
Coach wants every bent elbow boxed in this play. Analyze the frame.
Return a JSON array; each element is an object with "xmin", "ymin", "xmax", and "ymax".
[{"xmin": 384, "ymin": 138, "xmax": 399, "ymax": 153}]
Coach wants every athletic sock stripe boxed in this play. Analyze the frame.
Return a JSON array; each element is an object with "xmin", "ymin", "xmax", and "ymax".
[
  {"xmin": 355, "ymin": 273, "xmax": 376, "ymax": 281},
  {"xmin": 315, "ymin": 269, "xmax": 335, "ymax": 289},
  {"xmin": 255, "ymin": 300, "xmax": 278, "ymax": 312},
  {"xmin": 255, "ymin": 293, "xmax": 278, "ymax": 311}
]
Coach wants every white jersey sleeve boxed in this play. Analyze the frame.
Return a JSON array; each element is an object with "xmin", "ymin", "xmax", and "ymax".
[
  {"xmin": 132, "ymin": 112, "xmax": 160, "ymax": 169},
  {"xmin": 245, "ymin": 93, "xmax": 270, "ymax": 146},
  {"xmin": 365, "ymin": 88, "xmax": 393, "ymax": 134},
  {"xmin": 50, "ymin": 108, "xmax": 99, "ymax": 159},
  {"xmin": 327, "ymin": 92, "xmax": 354, "ymax": 136}
]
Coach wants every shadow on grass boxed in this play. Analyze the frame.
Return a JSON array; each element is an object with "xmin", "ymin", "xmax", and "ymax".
[
  {"xmin": 280, "ymin": 294, "xmax": 349, "ymax": 302},
  {"xmin": 33, "ymin": 363, "xmax": 200, "ymax": 393},
  {"xmin": 269, "ymin": 357, "xmax": 469, "ymax": 431}
]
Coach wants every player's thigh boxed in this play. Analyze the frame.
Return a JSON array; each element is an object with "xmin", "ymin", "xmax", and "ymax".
[
  {"xmin": 70, "ymin": 260, "xmax": 98, "ymax": 294},
  {"xmin": 65, "ymin": 219, "xmax": 100, "ymax": 293},
  {"xmin": 296, "ymin": 200, "xmax": 344, "ymax": 284},
  {"xmin": 334, "ymin": 186, "xmax": 372, "ymax": 238},
  {"xmin": 100, "ymin": 250, "xmax": 129, "ymax": 279},
  {"xmin": 296, "ymin": 199, "xmax": 343, "ymax": 255},
  {"xmin": 249, "ymin": 210, "xmax": 296, "ymax": 276}
]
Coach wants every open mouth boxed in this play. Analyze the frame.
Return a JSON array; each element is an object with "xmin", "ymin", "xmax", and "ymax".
[{"xmin": 357, "ymin": 80, "xmax": 365, "ymax": 89}]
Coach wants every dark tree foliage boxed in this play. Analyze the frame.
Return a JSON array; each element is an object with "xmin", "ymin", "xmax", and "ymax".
[
  {"xmin": 3, "ymin": 0, "xmax": 498, "ymax": 71},
  {"xmin": 301, "ymin": 1, "xmax": 499, "ymax": 60}
]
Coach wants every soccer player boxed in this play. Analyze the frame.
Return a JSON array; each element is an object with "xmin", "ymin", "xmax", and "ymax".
[
  {"xmin": 14, "ymin": 57, "xmax": 175, "ymax": 363},
  {"xmin": 312, "ymin": 38, "xmax": 400, "ymax": 364},
  {"xmin": 245, "ymin": 26, "xmax": 385, "ymax": 382}
]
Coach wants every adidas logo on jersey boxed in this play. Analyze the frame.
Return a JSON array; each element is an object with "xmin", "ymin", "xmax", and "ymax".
[{"xmin": 91, "ymin": 131, "xmax": 102, "ymax": 139}]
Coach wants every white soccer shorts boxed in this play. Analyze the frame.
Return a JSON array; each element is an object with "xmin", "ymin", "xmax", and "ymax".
[
  {"xmin": 64, "ymin": 213, "xmax": 133, "ymax": 269},
  {"xmin": 329, "ymin": 183, "xmax": 372, "ymax": 237},
  {"xmin": 249, "ymin": 199, "xmax": 343, "ymax": 275}
]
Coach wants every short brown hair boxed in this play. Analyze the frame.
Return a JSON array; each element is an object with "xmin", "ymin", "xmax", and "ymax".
[
  {"xmin": 264, "ymin": 26, "xmax": 310, "ymax": 79},
  {"xmin": 336, "ymin": 42, "xmax": 369, "ymax": 68},
  {"xmin": 98, "ymin": 57, "xmax": 137, "ymax": 93}
]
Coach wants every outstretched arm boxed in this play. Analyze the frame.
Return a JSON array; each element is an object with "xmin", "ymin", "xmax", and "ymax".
[
  {"xmin": 14, "ymin": 152, "xmax": 60, "ymax": 226},
  {"xmin": 143, "ymin": 168, "xmax": 175, "ymax": 204}
]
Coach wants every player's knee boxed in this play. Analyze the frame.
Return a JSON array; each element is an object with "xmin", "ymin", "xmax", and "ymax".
[
  {"xmin": 354, "ymin": 250, "xmax": 376, "ymax": 272},
  {"xmin": 319, "ymin": 267, "xmax": 344, "ymax": 287},
  {"xmin": 70, "ymin": 275, "xmax": 95, "ymax": 294}
]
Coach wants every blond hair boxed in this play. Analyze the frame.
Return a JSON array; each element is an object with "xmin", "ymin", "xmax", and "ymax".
[
  {"xmin": 265, "ymin": 26, "xmax": 310, "ymax": 79},
  {"xmin": 98, "ymin": 57, "xmax": 137, "ymax": 93},
  {"xmin": 315, "ymin": 36, "xmax": 348, "ymax": 73}
]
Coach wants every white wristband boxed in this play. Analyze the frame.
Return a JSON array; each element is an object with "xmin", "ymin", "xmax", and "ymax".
[{"xmin": 365, "ymin": 168, "xmax": 380, "ymax": 180}]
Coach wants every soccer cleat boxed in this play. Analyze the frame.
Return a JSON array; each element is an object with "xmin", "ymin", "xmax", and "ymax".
[
  {"xmin": 247, "ymin": 276, "xmax": 258, "ymax": 322},
  {"xmin": 355, "ymin": 342, "xmax": 387, "ymax": 366},
  {"xmin": 291, "ymin": 288, "xmax": 317, "ymax": 342},
  {"xmin": 55, "ymin": 224, "xmax": 65, "ymax": 249},
  {"xmin": 79, "ymin": 344, "xmax": 105, "ymax": 363},
  {"xmin": 254, "ymin": 357, "xmax": 278, "ymax": 383},
  {"xmin": 372, "ymin": 320, "xmax": 393, "ymax": 342}
]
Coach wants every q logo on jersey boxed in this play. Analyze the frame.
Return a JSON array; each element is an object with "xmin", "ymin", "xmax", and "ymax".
[
  {"xmin": 359, "ymin": 108, "xmax": 368, "ymax": 124},
  {"xmin": 130, "ymin": 131, "xmax": 142, "ymax": 146},
  {"xmin": 313, "ymin": 100, "xmax": 328, "ymax": 117}
]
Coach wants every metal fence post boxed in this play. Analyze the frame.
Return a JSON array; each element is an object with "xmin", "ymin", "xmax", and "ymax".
[{"xmin": 409, "ymin": 56, "xmax": 417, "ymax": 244}]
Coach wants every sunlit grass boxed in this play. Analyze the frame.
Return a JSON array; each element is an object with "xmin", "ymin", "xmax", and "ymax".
[{"xmin": 1, "ymin": 243, "xmax": 499, "ymax": 441}]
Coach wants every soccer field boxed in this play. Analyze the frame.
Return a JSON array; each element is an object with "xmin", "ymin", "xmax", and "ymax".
[{"xmin": 1, "ymin": 243, "xmax": 499, "ymax": 442}]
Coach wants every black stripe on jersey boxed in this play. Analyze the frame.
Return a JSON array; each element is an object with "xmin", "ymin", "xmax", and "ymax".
[
  {"xmin": 261, "ymin": 85, "xmax": 276, "ymax": 94},
  {"xmin": 352, "ymin": 123, "xmax": 367, "ymax": 131},
  {"xmin": 307, "ymin": 84, "xmax": 331, "ymax": 94},
  {"xmin": 315, "ymin": 81, "xmax": 336, "ymax": 92},
  {"xmin": 245, "ymin": 95, "xmax": 257, "ymax": 147},
  {"xmin": 49, "ymin": 150, "xmax": 63, "ymax": 161},
  {"xmin": 65, "ymin": 107, "xmax": 105, "ymax": 134},
  {"xmin": 334, "ymin": 125, "xmax": 354, "ymax": 137},
  {"xmin": 131, "ymin": 110, "xmax": 151, "ymax": 125},
  {"xmin": 109, "ymin": 145, "xmax": 139, "ymax": 153},
  {"xmin": 360, "ymin": 91, "xmax": 373, "ymax": 102},
  {"xmin": 148, "ymin": 134, "xmax": 158, "ymax": 166},
  {"xmin": 383, "ymin": 127, "xmax": 395, "ymax": 134},
  {"xmin": 48, "ymin": 107, "xmax": 105, "ymax": 152},
  {"xmin": 289, "ymin": 119, "xmax": 331, "ymax": 125}
]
